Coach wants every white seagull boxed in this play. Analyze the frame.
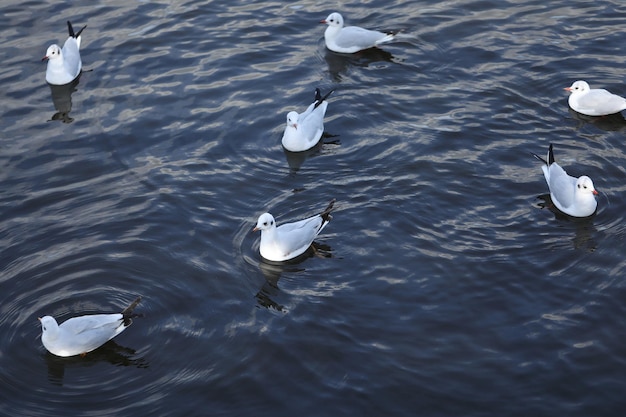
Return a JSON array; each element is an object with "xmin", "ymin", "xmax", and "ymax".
[
  {"xmin": 39, "ymin": 296, "xmax": 142, "ymax": 357},
  {"xmin": 320, "ymin": 12, "xmax": 396, "ymax": 54},
  {"xmin": 565, "ymin": 80, "xmax": 626, "ymax": 116},
  {"xmin": 254, "ymin": 199, "xmax": 336, "ymax": 262},
  {"xmin": 533, "ymin": 144, "xmax": 598, "ymax": 218},
  {"xmin": 282, "ymin": 88, "xmax": 334, "ymax": 152},
  {"xmin": 43, "ymin": 21, "xmax": 86, "ymax": 85}
]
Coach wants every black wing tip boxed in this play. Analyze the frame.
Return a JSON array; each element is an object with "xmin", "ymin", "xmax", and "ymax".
[
  {"xmin": 320, "ymin": 199, "xmax": 336, "ymax": 222},
  {"xmin": 67, "ymin": 21, "xmax": 87, "ymax": 38},
  {"xmin": 121, "ymin": 296, "xmax": 142, "ymax": 315},
  {"xmin": 547, "ymin": 143, "xmax": 555, "ymax": 165},
  {"xmin": 532, "ymin": 152, "xmax": 546, "ymax": 165},
  {"xmin": 313, "ymin": 88, "xmax": 335, "ymax": 109}
]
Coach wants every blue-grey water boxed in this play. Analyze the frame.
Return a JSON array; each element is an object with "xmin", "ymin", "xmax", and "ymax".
[{"xmin": 1, "ymin": 0, "xmax": 626, "ymax": 415}]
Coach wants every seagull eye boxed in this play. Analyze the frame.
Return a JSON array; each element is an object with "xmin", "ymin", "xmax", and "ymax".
[
  {"xmin": 263, "ymin": 222, "xmax": 267, "ymax": 226},
  {"xmin": 577, "ymin": 184, "xmax": 581, "ymax": 188},
  {"xmin": 271, "ymin": 221, "xmax": 274, "ymax": 225}
]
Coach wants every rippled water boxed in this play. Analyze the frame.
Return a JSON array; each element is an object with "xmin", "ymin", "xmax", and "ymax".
[{"xmin": 1, "ymin": 0, "xmax": 626, "ymax": 415}]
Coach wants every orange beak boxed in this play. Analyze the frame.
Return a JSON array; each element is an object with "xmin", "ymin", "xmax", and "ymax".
[
  {"xmin": 564, "ymin": 87, "xmax": 572, "ymax": 91},
  {"xmin": 593, "ymin": 190, "xmax": 599, "ymax": 195},
  {"xmin": 320, "ymin": 19, "xmax": 327, "ymax": 24}
]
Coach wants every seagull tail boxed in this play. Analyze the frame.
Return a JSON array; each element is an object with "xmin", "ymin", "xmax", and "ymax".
[
  {"xmin": 547, "ymin": 143, "xmax": 555, "ymax": 165},
  {"xmin": 67, "ymin": 21, "xmax": 87, "ymax": 39},
  {"xmin": 121, "ymin": 296, "xmax": 143, "ymax": 325},
  {"xmin": 313, "ymin": 88, "xmax": 335, "ymax": 109},
  {"xmin": 376, "ymin": 32, "xmax": 397, "ymax": 45},
  {"xmin": 532, "ymin": 152, "xmax": 547, "ymax": 165},
  {"xmin": 320, "ymin": 199, "xmax": 336, "ymax": 223}
]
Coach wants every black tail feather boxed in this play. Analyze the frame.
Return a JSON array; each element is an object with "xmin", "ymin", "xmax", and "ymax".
[
  {"xmin": 67, "ymin": 21, "xmax": 87, "ymax": 38},
  {"xmin": 547, "ymin": 143, "xmax": 555, "ymax": 165},
  {"xmin": 313, "ymin": 88, "xmax": 335, "ymax": 110},
  {"xmin": 320, "ymin": 199, "xmax": 336, "ymax": 223},
  {"xmin": 121, "ymin": 296, "xmax": 142, "ymax": 325},
  {"xmin": 532, "ymin": 152, "xmax": 547, "ymax": 165}
]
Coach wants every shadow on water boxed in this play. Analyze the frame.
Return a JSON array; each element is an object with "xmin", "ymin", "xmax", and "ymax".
[
  {"xmin": 567, "ymin": 107, "xmax": 626, "ymax": 132},
  {"xmin": 44, "ymin": 339, "xmax": 149, "ymax": 386},
  {"xmin": 255, "ymin": 242, "xmax": 333, "ymax": 311},
  {"xmin": 534, "ymin": 193, "xmax": 598, "ymax": 251},
  {"xmin": 323, "ymin": 47, "xmax": 395, "ymax": 82},
  {"xmin": 46, "ymin": 74, "xmax": 82, "ymax": 124},
  {"xmin": 282, "ymin": 132, "xmax": 340, "ymax": 173}
]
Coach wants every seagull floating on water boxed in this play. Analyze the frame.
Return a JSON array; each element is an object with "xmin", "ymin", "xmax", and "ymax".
[
  {"xmin": 282, "ymin": 88, "xmax": 334, "ymax": 152},
  {"xmin": 39, "ymin": 296, "xmax": 142, "ymax": 357},
  {"xmin": 320, "ymin": 12, "xmax": 396, "ymax": 54},
  {"xmin": 43, "ymin": 21, "xmax": 86, "ymax": 85},
  {"xmin": 565, "ymin": 80, "xmax": 626, "ymax": 116},
  {"xmin": 254, "ymin": 199, "xmax": 336, "ymax": 262},
  {"xmin": 533, "ymin": 144, "xmax": 598, "ymax": 218}
]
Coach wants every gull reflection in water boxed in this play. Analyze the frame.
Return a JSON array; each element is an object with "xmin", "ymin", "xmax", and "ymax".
[
  {"xmin": 255, "ymin": 242, "xmax": 333, "ymax": 311},
  {"xmin": 323, "ymin": 47, "xmax": 395, "ymax": 82},
  {"xmin": 568, "ymin": 107, "xmax": 626, "ymax": 132},
  {"xmin": 282, "ymin": 132, "xmax": 340, "ymax": 173},
  {"xmin": 47, "ymin": 74, "xmax": 81, "ymax": 123},
  {"xmin": 535, "ymin": 193, "xmax": 598, "ymax": 252},
  {"xmin": 44, "ymin": 339, "xmax": 148, "ymax": 386}
]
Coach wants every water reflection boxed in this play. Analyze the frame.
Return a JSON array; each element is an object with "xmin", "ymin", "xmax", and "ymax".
[
  {"xmin": 567, "ymin": 107, "xmax": 626, "ymax": 132},
  {"xmin": 47, "ymin": 74, "xmax": 81, "ymax": 123},
  {"xmin": 323, "ymin": 48, "xmax": 394, "ymax": 81},
  {"xmin": 255, "ymin": 242, "xmax": 333, "ymax": 310},
  {"xmin": 535, "ymin": 193, "xmax": 598, "ymax": 251},
  {"xmin": 44, "ymin": 339, "xmax": 149, "ymax": 386},
  {"xmin": 282, "ymin": 133, "xmax": 340, "ymax": 172}
]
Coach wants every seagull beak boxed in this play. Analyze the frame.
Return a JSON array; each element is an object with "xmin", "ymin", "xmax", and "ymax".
[
  {"xmin": 252, "ymin": 226, "xmax": 260, "ymax": 233},
  {"xmin": 320, "ymin": 19, "xmax": 327, "ymax": 24},
  {"xmin": 38, "ymin": 317, "xmax": 42, "ymax": 322},
  {"xmin": 564, "ymin": 87, "xmax": 572, "ymax": 91},
  {"xmin": 293, "ymin": 123, "xmax": 298, "ymax": 130},
  {"xmin": 592, "ymin": 190, "xmax": 599, "ymax": 195},
  {"xmin": 41, "ymin": 56, "xmax": 49, "ymax": 61}
]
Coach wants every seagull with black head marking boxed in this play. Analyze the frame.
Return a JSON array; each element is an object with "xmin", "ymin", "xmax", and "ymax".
[
  {"xmin": 320, "ymin": 12, "xmax": 396, "ymax": 54},
  {"xmin": 565, "ymin": 80, "xmax": 626, "ymax": 116},
  {"xmin": 254, "ymin": 199, "xmax": 336, "ymax": 262},
  {"xmin": 282, "ymin": 88, "xmax": 334, "ymax": 152},
  {"xmin": 39, "ymin": 296, "xmax": 142, "ymax": 357},
  {"xmin": 43, "ymin": 21, "xmax": 86, "ymax": 85},
  {"xmin": 533, "ymin": 144, "xmax": 598, "ymax": 218}
]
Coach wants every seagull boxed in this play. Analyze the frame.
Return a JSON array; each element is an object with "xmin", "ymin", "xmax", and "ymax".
[
  {"xmin": 43, "ymin": 21, "xmax": 86, "ymax": 85},
  {"xmin": 533, "ymin": 144, "xmax": 598, "ymax": 218},
  {"xmin": 253, "ymin": 199, "xmax": 336, "ymax": 262},
  {"xmin": 565, "ymin": 80, "xmax": 626, "ymax": 116},
  {"xmin": 282, "ymin": 88, "xmax": 334, "ymax": 152},
  {"xmin": 39, "ymin": 296, "xmax": 142, "ymax": 357},
  {"xmin": 320, "ymin": 12, "xmax": 396, "ymax": 54}
]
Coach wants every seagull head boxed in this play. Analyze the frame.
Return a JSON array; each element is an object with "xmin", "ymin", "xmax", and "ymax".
[
  {"xmin": 576, "ymin": 175, "xmax": 598, "ymax": 196},
  {"xmin": 286, "ymin": 111, "xmax": 299, "ymax": 130},
  {"xmin": 321, "ymin": 12, "xmax": 344, "ymax": 28},
  {"xmin": 253, "ymin": 213, "xmax": 276, "ymax": 232},
  {"xmin": 42, "ymin": 44, "xmax": 62, "ymax": 62},
  {"xmin": 564, "ymin": 80, "xmax": 589, "ymax": 94},
  {"xmin": 39, "ymin": 316, "xmax": 59, "ymax": 334}
]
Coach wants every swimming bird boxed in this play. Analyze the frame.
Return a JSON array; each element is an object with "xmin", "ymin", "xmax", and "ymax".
[
  {"xmin": 254, "ymin": 199, "xmax": 336, "ymax": 262},
  {"xmin": 320, "ymin": 12, "xmax": 396, "ymax": 54},
  {"xmin": 282, "ymin": 88, "xmax": 334, "ymax": 152},
  {"xmin": 39, "ymin": 296, "xmax": 141, "ymax": 357},
  {"xmin": 565, "ymin": 80, "xmax": 626, "ymax": 116},
  {"xmin": 43, "ymin": 21, "xmax": 86, "ymax": 85},
  {"xmin": 533, "ymin": 144, "xmax": 598, "ymax": 218}
]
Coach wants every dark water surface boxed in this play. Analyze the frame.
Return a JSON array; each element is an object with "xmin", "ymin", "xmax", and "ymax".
[{"xmin": 1, "ymin": 0, "xmax": 626, "ymax": 415}]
